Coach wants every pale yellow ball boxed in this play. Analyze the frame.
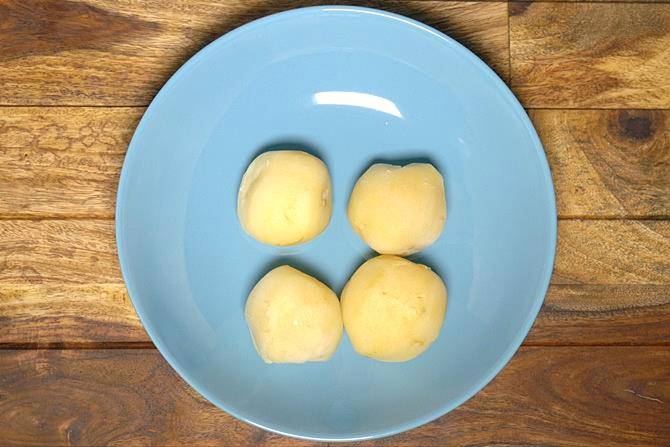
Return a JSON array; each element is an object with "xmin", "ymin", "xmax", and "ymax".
[
  {"xmin": 341, "ymin": 255, "xmax": 447, "ymax": 362},
  {"xmin": 245, "ymin": 265, "xmax": 343, "ymax": 363},
  {"xmin": 238, "ymin": 151, "xmax": 332, "ymax": 246},
  {"xmin": 348, "ymin": 163, "xmax": 446, "ymax": 255}
]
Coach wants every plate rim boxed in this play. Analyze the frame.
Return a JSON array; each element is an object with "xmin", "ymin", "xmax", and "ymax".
[{"xmin": 115, "ymin": 5, "xmax": 558, "ymax": 442}]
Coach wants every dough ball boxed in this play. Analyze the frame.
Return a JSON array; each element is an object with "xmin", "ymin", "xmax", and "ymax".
[
  {"xmin": 348, "ymin": 163, "xmax": 446, "ymax": 255},
  {"xmin": 341, "ymin": 255, "xmax": 447, "ymax": 362},
  {"xmin": 238, "ymin": 150, "xmax": 332, "ymax": 246},
  {"xmin": 245, "ymin": 265, "xmax": 343, "ymax": 363}
]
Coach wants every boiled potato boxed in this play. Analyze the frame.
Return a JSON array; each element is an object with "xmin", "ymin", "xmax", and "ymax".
[
  {"xmin": 348, "ymin": 163, "xmax": 446, "ymax": 255},
  {"xmin": 245, "ymin": 265, "xmax": 343, "ymax": 363},
  {"xmin": 238, "ymin": 150, "xmax": 332, "ymax": 246},
  {"xmin": 341, "ymin": 255, "xmax": 447, "ymax": 362}
]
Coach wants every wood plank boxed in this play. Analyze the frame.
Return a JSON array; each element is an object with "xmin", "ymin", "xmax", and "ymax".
[
  {"xmin": 531, "ymin": 109, "xmax": 670, "ymax": 219},
  {"xmin": 1, "ymin": 220, "xmax": 668, "ymax": 345},
  {"xmin": 4, "ymin": 220, "xmax": 665, "ymax": 286},
  {"xmin": 0, "ymin": 0, "xmax": 508, "ymax": 106},
  {"xmin": 0, "ymin": 220, "xmax": 120, "ymax": 284},
  {"xmin": 553, "ymin": 220, "xmax": 669, "ymax": 285},
  {"xmin": 0, "ymin": 108, "xmax": 140, "ymax": 218},
  {"xmin": 3, "ymin": 283, "xmax": 667, "ymax": 346},
  {"xmin": 4, "ymin": 107, "xmax": 668, "ymax": 219},
  {"xmin": 0, "ymin": 347, "xmax": 667, "ymax": 445},
  {"xmin": 0, "ymin": 284, "xmax": 146, "ymax": 345},
  {"xmin": 510, "ymin": 2, "xmax": 670, "ymax": 108},
  {"xmin": 528, "ymin": 284, "xmax": 670, "ymax": 346}
]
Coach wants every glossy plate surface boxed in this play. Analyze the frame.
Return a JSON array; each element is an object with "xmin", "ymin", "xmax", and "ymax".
[{"xmin": 116, "ymin": 6, "xmax": 556, "ymax": 441}]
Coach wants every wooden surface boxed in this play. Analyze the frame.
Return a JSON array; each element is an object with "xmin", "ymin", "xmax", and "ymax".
[
  {"xmin": 1, "ymin": 220, "xmax": 669, "ymax": 346},
  {"xmin": 0, "ymin": 0, "xmax": 668, "ymax": 445},
  {"xmin": 0, "ymin": 0, "xmax": 509, "ymax": 105},
  {"xmin": 1, "ymin": 348, "xmax": 669, "ymax": 446},
  {"xmin": 510, "ymin": 2, "xmax": 670, "ymax": 108}
]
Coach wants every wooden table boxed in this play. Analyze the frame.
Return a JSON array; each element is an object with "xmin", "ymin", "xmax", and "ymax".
[{"xmin": 1, "ymin": 1, "xmax": 669, "ymax": 445}]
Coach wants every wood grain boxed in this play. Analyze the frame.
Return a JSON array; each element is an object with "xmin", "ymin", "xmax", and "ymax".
[
  {"xmin": 0, "ymin": 0, "xmax": 508, "ymax": 106},
  {"xmin": 0, "ymin": 220, "xmax": 120, "ymax": 284},
  {"xmin": 0, "ymin": 284, "xmax": 146, "ymax": 345},
  {"xmin": 531, "ymin": 109, "xmax": 670, "ymax": 219},
  {"xmin": 510, "ymin": 2, "xmax": 670, "ymax": 108},
  {"xmin": 4, "ymin": 107, "xmax": 668, "ymax": 219},
  {"xmin": 5, "ymin": 220, "xmax": 666, "ymax": 286},
  {"xmin": 0, "ymin": 108, "xmax": 140, "ymax": 218},
  {"xmin": 1, "ymin": 220, "xmax": 668, "ymax": 345},
  {"xmin": 529, "ymin": 284, "xmax": 670, "ymax": 346},
  {"xmin": 0, "ymin": 347, "xmax": 668, "ymax": 446},
  {"xmin": 3, "ymin": 283, "xmax": 667, "ymax": 346},
  {"xmin": 553, "ymin": 220, "xmax": 669, "ymax": 285}
]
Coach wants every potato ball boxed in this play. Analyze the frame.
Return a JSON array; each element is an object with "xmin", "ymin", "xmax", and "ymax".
[
  {"xmin": 348, "ymin": 163, "xmax": 446, "ymax": 255},
  {"xmin": 245, "ymin": 265, "xmax": 343, "ymax": 363},
  {"xmin": 238, "ymin": 150, "xmax": 332, "ymax": 246},
  {"xmin": 341, "ymin": 255, "xmax": 447, "ymax": 362}
]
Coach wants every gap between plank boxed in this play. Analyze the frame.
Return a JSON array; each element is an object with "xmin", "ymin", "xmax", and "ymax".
[
  {"xmin": 0, "ymin": 342, "xmax": 155, "ymax": 350},
  {"xmin": 524, "ymin": 341, "xmax": 670, "ymax": 347},
  {"xmin": 507, "ymin": 1, "xmax": 512, "ymax": 87},
  {"xmin": 0, "ymin": 104, "xmax": 147, "ymax": 108},
  {"xmin": 559, "ymin": 215, "xmax": 670, "ymax": 221},
  {"xmin": 0, "ymin": 214, "xmax": 116, "ymax": 221},
  {"xmin": 0, "ymin": 105, "xmax": 669, "ymax": 110},
  {"xmin": 1, "ymin": 341, "xmax": 669, "ymax": 350},
  {"xmin": 1, "ymin": 215, "xmax": 668, "ymax": 221}
]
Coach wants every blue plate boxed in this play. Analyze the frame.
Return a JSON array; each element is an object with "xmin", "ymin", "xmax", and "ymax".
[{"xmin": 116, "ymin": 6, "xmax": 556, "ymax": 441}]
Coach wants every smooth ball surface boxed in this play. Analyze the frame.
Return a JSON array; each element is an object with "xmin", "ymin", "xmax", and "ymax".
[
  {"xmin": 348, "ymin": 163, "xmax": 446, "ymax": 255},
  {"xmin": 238, "ymin": 150, "xmax": 332, "ymax": 246},
  {"xmin": 341, "ymin": 255, "xmax": 447, "ymax": 362},
  {"xmin": 245, "ymin": 265, "xmax": 343, "ymax": 363}
]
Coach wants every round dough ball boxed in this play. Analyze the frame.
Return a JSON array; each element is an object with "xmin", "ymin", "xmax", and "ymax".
[
  {"xmin": 238, "ymin": 150, "xmax": 332, "ymax": 246},
  {"xmin": 348, "ymin": 163, "xmax": 446, "ymax": 255},
  {"xmin": 341, "ymin": 255, "xmax": 447, "ymax": 362},
  {"xmin": 245, "ymin": 265, "xmax": 343, "ymax": 363}
]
